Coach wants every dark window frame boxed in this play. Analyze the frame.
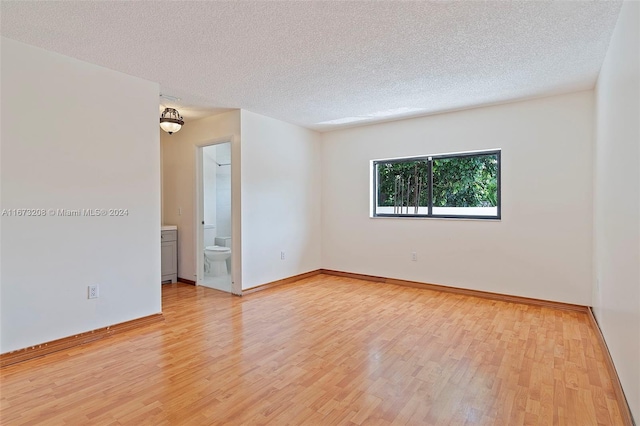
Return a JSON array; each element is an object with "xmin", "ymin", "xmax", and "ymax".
[{"xmin": 372, "ymin": 150, "xmax": 501, "ymax": 220}]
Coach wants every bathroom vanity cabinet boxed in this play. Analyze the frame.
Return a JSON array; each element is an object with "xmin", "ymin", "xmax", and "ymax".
[{"xmin": 161, "ymin": 228, "xmax": 177, "ymax": 283}]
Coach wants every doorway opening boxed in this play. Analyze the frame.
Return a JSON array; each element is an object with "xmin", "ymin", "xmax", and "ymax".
[{"xmin": 196, "ymin": 141, "xmax": 233, "ymax": 293}]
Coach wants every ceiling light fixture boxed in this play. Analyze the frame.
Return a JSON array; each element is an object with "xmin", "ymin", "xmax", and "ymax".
[{"xmin": 160, "ymin": 107, "xmax": 184, "ymax": 134}]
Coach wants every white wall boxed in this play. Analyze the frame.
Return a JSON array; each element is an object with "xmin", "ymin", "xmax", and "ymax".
[
  {"xmin": 240, "ymin": 110, "xmax": 322, "ymax": 290},
  {"xmin": 202, "ymin": 146, "xmax": 218, "ymax": 227},
  {"xmin": 161, "ymin": 110, "xmax": 241, "ymax": 289},
  {"xmin": 215, "ymin": 143, "xmax": 232, "ymax": 238},
  {"xmin": 0, "ymin": 38, "xmax": 161, "ymax": 353},
  {"xmin": 321, "ymin": 91, "xmax": 594, "ymax": 305},
  {"xmin": 593, "ymin": 1, "xmax": 640, "ymax": 420}
]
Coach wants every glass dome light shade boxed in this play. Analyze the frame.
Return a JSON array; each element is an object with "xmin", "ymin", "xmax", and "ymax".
[{"xmin": 160, "ymin": 108, "xmax": 184, "ymax": 134}]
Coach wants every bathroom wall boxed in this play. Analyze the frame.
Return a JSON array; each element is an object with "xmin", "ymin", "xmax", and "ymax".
[
  {"xmin": 240, "ymin": 110, "xmax": 322, "ymax": 290},
  {"xmin": 215, "ymin": 143, "xmax": 232, "ymax": 238},
  {"xmin": 161, "ymin": 110, "xmax": 241, "ymax": 289},
  {"xmin": 202, "ymin": 145, "xmax": 218, "ymax": 229},
  {"xmin": 321, "ymin": 91, "xmax": 594, "ymax": 306},
  {"xmin": 593, "ymin": 0, "xmax": 639, "ymax": 420},
  {"xmin": 1, "ymin": 37, "xmax": 161, "ymax": 353}
]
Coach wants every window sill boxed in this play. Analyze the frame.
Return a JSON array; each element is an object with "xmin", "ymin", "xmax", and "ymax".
[{"xmin": 370, "ymin": 215, "xmax": 501, "ymax": 222}]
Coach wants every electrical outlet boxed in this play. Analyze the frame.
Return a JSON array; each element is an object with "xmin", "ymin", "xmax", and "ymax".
[
  {"xmin": 411, "ymin": 252, "xmax": 417, "ymax": 261},
  {"xmin": 178, "ymin": 207, "xmax": 182, "ymax": 216},
  {"xmin": 280, "ymin": 251, "xmax": 285, "ymax": 260},
  {"xmin": 88, "ymin": 285, "xmax": 99, "ymax": 299}
]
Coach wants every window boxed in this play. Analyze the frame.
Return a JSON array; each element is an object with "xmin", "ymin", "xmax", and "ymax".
[{"xmin": 373, "ymin": 150, "xmax": 500, "ymax": 219}]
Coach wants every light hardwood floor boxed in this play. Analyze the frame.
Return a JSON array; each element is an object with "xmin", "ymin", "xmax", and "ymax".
[{"xmin": 0, "ymin": 275, "xmax": 626, "ymax": 425}]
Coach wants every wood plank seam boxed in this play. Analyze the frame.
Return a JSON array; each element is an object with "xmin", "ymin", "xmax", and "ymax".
[{"xmin": 0, "ymin": 313, "xmax": 164, "ymax": 368}]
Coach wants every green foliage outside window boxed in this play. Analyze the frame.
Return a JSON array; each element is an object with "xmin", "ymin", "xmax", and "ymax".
[
  {"xmin": 376, "ymin": 152, "xmax": 499, "ymax": 212},
  {"xmin": 377, "ymin": 160, "xmax": 428, "ymax": 207},
  {"xmin": 432, "ymin": 155, "xmax": 498, "ymax": 207}
]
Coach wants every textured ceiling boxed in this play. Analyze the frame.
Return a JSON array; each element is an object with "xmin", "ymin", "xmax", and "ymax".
[{"xmin": 0, "ymin": 1, "xmax": 621, "ymax": 131}]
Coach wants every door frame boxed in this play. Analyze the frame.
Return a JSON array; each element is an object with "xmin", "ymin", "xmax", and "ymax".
[{"xmin": 194, "ymin": 135, "xmax": 241, "ymax": 295}]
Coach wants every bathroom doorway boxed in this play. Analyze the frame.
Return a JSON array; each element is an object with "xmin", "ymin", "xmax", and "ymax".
[{"xmin": 196, "ymin": 141, "xmax": 233, "ymax": 293}]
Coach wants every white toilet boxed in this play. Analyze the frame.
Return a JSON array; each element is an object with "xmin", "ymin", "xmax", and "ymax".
[
  {"xmin": 203, "ymin": 226, "xmax": 231, "ymax": 276},
  {"xmin": 204, "ymin": 245, "xmax": 231, "ymax": 276},
  {"xmin": 215, "ymin": 236, "xmax": 232, "ymax": 272}
]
